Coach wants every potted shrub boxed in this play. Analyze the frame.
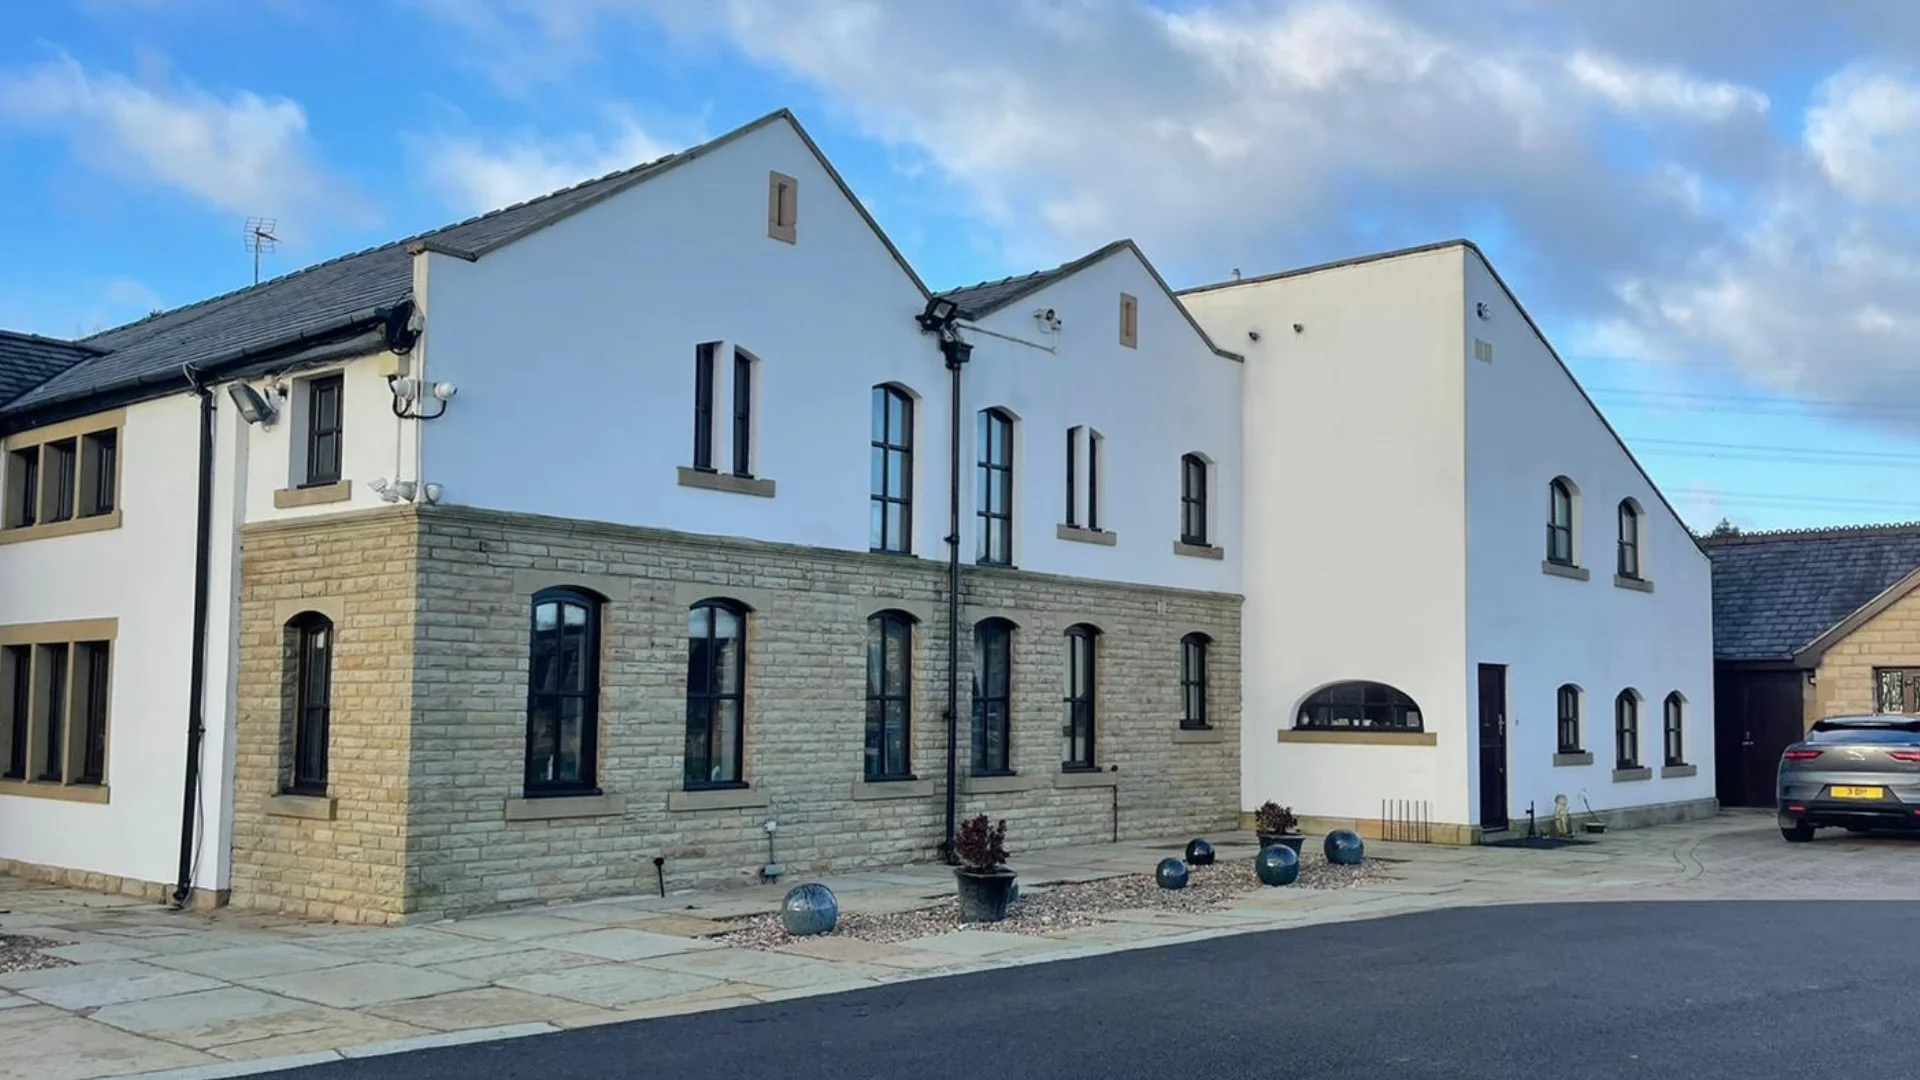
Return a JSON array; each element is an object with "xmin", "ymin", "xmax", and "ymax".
[
  {"xmin": 1255, "ymin": 801, "xmax": 1305, "ymax": 854},
  {"xmin": 954, "ymin": 814, "xmax": 1017, "ymax": 923}
]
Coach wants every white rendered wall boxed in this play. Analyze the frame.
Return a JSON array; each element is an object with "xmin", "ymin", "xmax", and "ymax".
[
  {"xmin": 1183, "ymin": 247, "xmax": 1472, "ymax": 826},
  {"xmin": 237, "ymin": 353, "xmax": 412, "ymax": 524},
  {"xmin": 1461, "ymin": 250, "xmax": 1716, "ymax": 823},
  {"xmin": 957, "ymin": 249, "xmax": 1243, "ymax": 594}
]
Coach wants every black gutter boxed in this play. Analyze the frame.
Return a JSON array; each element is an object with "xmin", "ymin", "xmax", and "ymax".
[
  {"xmin": 940, "ymin": 331, "xmax": 972, "ymax": 863},
  {"xmin": 173, "ymin": 371, "xmax": 217, "ymax": 907}
]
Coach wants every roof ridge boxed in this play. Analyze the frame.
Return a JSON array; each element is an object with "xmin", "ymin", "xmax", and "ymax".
[
  {"xmin": 937, "ymin": 239, "xmax": 1133, "ymax": 299},
  {"xmin": 0, "ymin": 329, "xmax": 103, "ymax": 353},
  {"xmin": 1699, "ymin": 520, "xmax": 1920, "ymax": 546}
]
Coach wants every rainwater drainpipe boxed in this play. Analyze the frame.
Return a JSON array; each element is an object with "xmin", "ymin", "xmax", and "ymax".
[
  {"xmin": 920, "ymin": 298, "xmax": 971, "ymax": 864},
  {"xmin": 173, "ymin": 369, "xmax": 217, "ymax": 906}
]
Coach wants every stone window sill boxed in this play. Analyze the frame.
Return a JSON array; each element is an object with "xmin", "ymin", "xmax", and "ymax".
[
  {"xmin": 851, "ymin": 777, "xmax": 935, "ymax": 801},
  {"xmin": 1612, "ymin": 766, "xmax": 1652, "ymax": 782},
  {"xmin": 1614, "ymin": 574, "xmax": 1655, "ymax": 593},
  {"xmin": 677, "ymin": 467, "xmax": 775, "ymax": 498},
  {"xmin": 504, "ymin": 792, "xmax": 626, "ymax": 821},
  {"xmin": 1055, "ymin": 769, "xmax": 1118, "ymax": 790},
  {"xmin": 0, "ymin": 510, "xmax": 122, "ymax": 545},
  {"xmin": 1174, "ymin": 726, "xmax": 1226, "ymax": 744},
  {"xmin": 1057, "ymin": 524, "xmax": 1117, "ymax": 546},
  {"xmin": 274, "ymin": 480, "xmax": 352, "ymax": 509},
  {"xmin": 1552, "ymin": 751, "xmax": 1593, "ymax": 767},
  {"xmin": 1661, "ymin": 763, "xmax": 1697, "ymax": 778},
  {"xmin": 1542, "ymin": 561, "xmax": 1591, "ymax": 582},
  {"xmin": 668, "ymin": 786, "xmax": 771, "ymax": 812},
  {"xmin": 958, "ymin": 772, "xmax": 1041, "ymax": 795},
  {"xmin": 0, "ymin": 780, "xmax": 109, "ymax": 804},
  {"xmin": 265, "ymin": 793, "xmax": 337, "ymax": 820},
  {"xmin": 1278, "ymin": 729, "xmax": 1437, "ymax": 746},
  {"xmin": 1172, "ymin": 541, "xmax": 1224, "ymax": 560}
]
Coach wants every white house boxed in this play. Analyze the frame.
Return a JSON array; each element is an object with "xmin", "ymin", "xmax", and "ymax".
[{"xmin": 1181, "ymin": 242, "xmax": 1716, "ymax": 842}]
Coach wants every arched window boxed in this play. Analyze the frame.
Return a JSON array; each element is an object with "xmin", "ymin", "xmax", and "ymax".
[
  {"xmin": 1181, "ymin": 454, "xmax": 1209, "ymax": 546},
  {"xmin": 686, "ymin": 599, "xmax": 747, "ymax": 789},
  {"xmin": 1663, "ymin": 692, "xmax": 1686, "ymax": 767},
  {"xmin": 1296, "ymin": 681, "xmax": 1423, "ymax": 732},
  {"xmin": 1547, "ymin": 477, "xmax": 1576, "ymax": 566},
  {"xmin": 525, "ymin": 588, "xmax": 600, "ymax": 795},
  {"xmin": 977, "ymin": 408, "xmax": 1014, "ymax": 565},
  {"xmin": 865, "ymin": 611, "xmax": 914, "ymax": 781},
  {"xmin": 287, "ymin": 613, "xmax": 333, "ymax": 795},
  {"xmin": 1180, "ymin": 633, "xmax": 1210, "ymax": 730},
  {"xmin": 1555, "ymin": 684, "xmax": 1582, "ymax": 754},
  {"xmin": 971, "ymin": 619, "xmax": 1014, "ymax": 775},
  {"xmin": 1615, "ymin": 690, "xmax": 1640, "ymax": 770},
  {"xmin": 1063, "ymin": 624, "xmax": 1099, "ymax": 769},
  {"xmin": 870, "ymin": 386, "xmax": 914, "ymax": 553},
  {"xmin": 1618, "ymin": 500, "xmax": 1642, "ymax": 580}
]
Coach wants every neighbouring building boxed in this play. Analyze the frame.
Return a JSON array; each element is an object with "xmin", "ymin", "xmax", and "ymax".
[
  {"xmin": 1702, "ymin": 523, "xmax": 1920, "ymax": 808},
  {"xmin": 1181, "ymin": 242, "xmax": 1717, "ymax": 842},
  {"xmin": 0, "ymin": 110, "xmax": 1244, "ymax": 924}
]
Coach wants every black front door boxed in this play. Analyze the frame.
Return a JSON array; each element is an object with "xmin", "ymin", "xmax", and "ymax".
[
  {"xmin": 1714, "ymin": 667, "xmax": 1804, "ymax": 808},
  {"xmin": 1478, "ymin": 664, "xmax": 1509, "ymax": 831}
]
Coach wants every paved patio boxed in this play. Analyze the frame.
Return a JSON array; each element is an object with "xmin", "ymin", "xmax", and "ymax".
[{"xmin": 2, "ymin": 810, "xmax": 1915, "ymax": 1080}]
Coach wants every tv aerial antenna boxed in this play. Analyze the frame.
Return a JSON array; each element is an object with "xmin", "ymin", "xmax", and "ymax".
[{"xmin": 245, "ymin": 218, "xmax": 280, "ymax": 285}]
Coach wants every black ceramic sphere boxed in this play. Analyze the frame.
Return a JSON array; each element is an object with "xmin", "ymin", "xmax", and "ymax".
[
  {"xmin": 779, "ymin": 882, "xmax": 839, "ymax": 936},
  {"xmin": 1155, "ymin": 857, "xmax": 1190, "ymax": 890},
  {"xmin": 1254, "ymin": 844, "xmax": 1300, "ymax": 886},
  {"xmin": 1184, "ymin": 838, "xmax": 1216, "ymax": 866},
  {"xmin": 1324, "ymin": 829, "xmax": 1366, "ymax": 866}
]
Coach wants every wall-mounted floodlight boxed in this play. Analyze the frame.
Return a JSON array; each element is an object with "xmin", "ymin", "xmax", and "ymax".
[{"xmin": 228, "ymin": 383, "xmax": 277, "ymax": 426}]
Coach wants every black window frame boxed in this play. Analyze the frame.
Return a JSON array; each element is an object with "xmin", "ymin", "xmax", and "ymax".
[
  {"xmin": 1180, "ymin": 453, "xmax": 1208, "ymax": 546},
  {"xmin": 1556, "ymin": 684, "xmax": 1582, "ymax": 753},
  {"xmin": 731, "ymin": 347, "xmax": 755, "ymax": 477},
  {"xmin": 685, "ymin": 598, "xmax": 748, "ymax": 790},
  {"xmin": 36, "ymin": 643, "xmax": 67, "ymax": 782},
  {"xmin": 1875, "ymin": 667, "xmax": 1920, "ymax": 714},
  {"xmin": 1617, "ymin": 500, "xmax": 1641, "ymax": 579},
  {"xmin": 1547, "ymin": 477, "xmax": 1575, "ymax": 566},
  {"xmin": 864, "ymin": 611, "xmax": 914, "ymax": 781},
  {"xmin": 1296, "ymin": 681, "xmax": 1423, "ymax": 732},
  {"xmin": 523, "ymin": 587, "xmax": 601, "ymax": 797},
  {"xmin": 83, "ymin": 430, "xmax": 116, "ymax": 517},
  {"xmin": 3, "ymin": 645, "xmax": 28, "ymax": 781},
  {"xmin": 288, "ymin": 613, "xmax": 333, "ymax": 796},
  {"xmin": 9, "ymin": 447, "xmax": 37, "ymax": 528},
  {"xmin": 1180, "ymin": 632, "xmax": 1210, "ymax": 730},
  {"xmin": 44, "ymin": 439, "xmax": 75, "ymax": 523},
  {"xmin": 977, "ymin": 408, "xmax": 1014, "ymax": 566},
  {"xmin": 1063, "ymin": 624, "xmax": 1098, "ymax": 771},
  {"xmin": 692, "ymin": 342, "xmax": 717, "ymax": 471},
  {"xmin": 870, "ymin": 385, "xmax": 914, "ymax": 553},
  {"xmin": 77, "ymin": 641, "xmax": 109, "ymax": 786},
  {"xmin": 1615, "ymin": 690, "xmax": 1640, "ymax": 769},
  {"xmin": 1064, "ymin": 426, "xmax": 1079, "ymax": 528},
  {"xmin": 971, "ymin": 618, "xmax": 1014, "ymax": 776},
  {"xmin": 304, "ymin": 373, "xmax": 344, "ymax": 488},
  {"xmin": 1663, "ymin": 692, "xmax": 1686, "ymax": 767}
]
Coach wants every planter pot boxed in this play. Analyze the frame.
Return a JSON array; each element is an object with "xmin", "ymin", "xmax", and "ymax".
[
  {"xmin": 1258, "ymin": 833, "xmax": 1305, "ymax": 855},
  {"xmin": 955, "ymin": 869, "xmax": 1018, "ymax": 923}
]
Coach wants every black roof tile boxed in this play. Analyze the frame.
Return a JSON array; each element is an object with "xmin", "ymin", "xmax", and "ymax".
[
  {"xmin": 1702, "ymin": 523, "xmax": 1920, "ymax": 661},
  {"xmin": 0, "ymin": 331, "xmax": 100, "ymax": 408}
]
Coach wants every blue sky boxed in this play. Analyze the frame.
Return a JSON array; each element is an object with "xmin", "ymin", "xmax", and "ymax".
[{"xmin": 5, "ymin": 0, "xmax": 1920, "ymax": 533}]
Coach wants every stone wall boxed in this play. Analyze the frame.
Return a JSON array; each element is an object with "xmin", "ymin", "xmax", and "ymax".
[
  {"xmin": 1812, "ymin": 585, "xmax": 1920, "ymax": 725},
  {"xmin": 229, "ymin": 508, "xmax": 419, "ymax": 924},
  {"xmin": 403, "ymin": 506, "xmax": 1241, "ymax": 921}
]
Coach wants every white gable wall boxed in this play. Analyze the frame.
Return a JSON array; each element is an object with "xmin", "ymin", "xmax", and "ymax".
[{"xmin": 1462, "ymin": 251, "xmax": 1715, "ymax": 823}]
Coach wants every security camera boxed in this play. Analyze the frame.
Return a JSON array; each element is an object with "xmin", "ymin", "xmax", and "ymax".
[
  {"xmin": 390, "ymin": 376, "xmax": 419, "ymax": 402},
  {"xmin": 431, "ymin": 381, "xmax": 458, "ymax": 402},
  {"xmin": 1247, "ymin": 329, "xmax": 1261, "ymax": 342}
]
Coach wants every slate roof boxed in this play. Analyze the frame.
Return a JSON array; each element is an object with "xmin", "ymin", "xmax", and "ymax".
[
  {"xmin": 1701, "ymin": 523, "xmax": 1920, "ymax": 661},
  {"xmin": 0, "ymin": 331, "xmax": 100, "ymax": 408}
]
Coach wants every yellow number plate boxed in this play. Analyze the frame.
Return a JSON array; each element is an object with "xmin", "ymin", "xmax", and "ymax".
[{"xmin": 1831, "ymin": 786, "xmax": 1885, "ymax": 799}]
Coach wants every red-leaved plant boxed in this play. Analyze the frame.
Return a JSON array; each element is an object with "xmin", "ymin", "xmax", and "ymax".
[{"xmin": 955, "ymin": 814, "xmax": 1009, "ymax": 873}]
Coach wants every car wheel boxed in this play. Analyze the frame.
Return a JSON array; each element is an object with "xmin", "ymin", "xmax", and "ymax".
[{"xmin": 1781, "ymin": 822, "xmax": 1816, "ymax": 843}]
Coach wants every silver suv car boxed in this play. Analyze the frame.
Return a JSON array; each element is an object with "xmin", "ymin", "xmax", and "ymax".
[{"xmin": 1778, "ymin": 715, "xmax": 1920, "ymax": 841}]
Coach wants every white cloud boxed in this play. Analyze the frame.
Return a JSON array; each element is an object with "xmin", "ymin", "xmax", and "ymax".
[
  {"xmin": 1805, "ymin": 64, "xmax": 1920, "ymax": 206},
  {"xmin": 1566, "ymin": 50, "xmax": 1769, "ymax": 121},
  {"xmin": 413, "ymin": 113, "xmax": 680, "ymax": 214},
  {"xmin": 0, "ymin": 52, "xmax": 364, "ymax": 228}
]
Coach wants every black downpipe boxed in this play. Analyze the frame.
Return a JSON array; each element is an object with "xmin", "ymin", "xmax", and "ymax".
[
  {"xmin": 941, "ymin": 333, "xmax": 971, "ymax": 864},
  {"xmin": 173, "ymin": 378, "xmax": 217, "ymax": 906}
]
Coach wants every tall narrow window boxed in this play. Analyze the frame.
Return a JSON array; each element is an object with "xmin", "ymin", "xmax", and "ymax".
[
  {"xmin": 1547, "ymin": 477, "xmax": 1575, "ymax": 566},
  {"xmin": 81, "ymin": 430, "xmax": 116, "ymax": 517},
  {"xmin": 1556, "ymin": 684, "xmax": 1582, "ymax": 753},
  {"xmin": 732, "ymin": 348, "xmax": 755, "ymax": 477},
  {"xmin": 865, "ymin": 612, "xmax": 913, "ymax": 781},
  {"xmin": 1063, "ymin": 624, "xmax": 1098, "ymax": 769},
  {"xmin": 525, "ymin": 588, "xmax": 600, "ymax": 795},
  {"xmin": 1180, "ymin": 453, "xmax": 1208, "ymax": 546},
  {"xmin": 1875, "ymin": 668, "xmax": 1920, "ymax": 714},
  {"xmin": 305, "ymin": 374, "xmax": 343, "ymax": 487},
  {"xmin": 44, "ymin": 440, "xmax": 75, "ymax": 523},
  {"xmin": 36, "ymin": 643, "xmax": 67, "ymax": 782},
  {"xmin": 1087, "ymin": 430, "xmax": 1102, "ymax": 531},
  {"xmin": 7, "ymin": 448, "xmax": 36, "ymax": 528},
  {"xmin": 686, "ymin": 599, "xmax": 747, "ymax": 789},
  {"xmin": 288, "ymin": 615, "xmax": 332, "ymax": 795},
  {"xmin": 971, "ymin": 619, "xmax": 1014, "ymax": 775},
  {"xmin": 1064, "ymin": 426, "xmax": 1080, "ymax": 527},
  {"xmin": 692, "ymin": 342, "xmax": 717, "ymax": 470},
  {"xmin": 1663, "ymin": 693, "xmax": 1686, "ymax": 767},
  {"xmin": 2, "ymin": 645, "xmax": 28, "ymax": 780},
  {"xmin": 1617, "ymin": 500, "xmax": 1641, "ymax": 579},
  {"xmin": 977, "ymin": 408, "xmax": 1014, "ymax": 565},
  {"xmin": 871, "ymin": 386, "xmax": 913, "ymax": 553},
  {"xmin": 77, "ymin": 642, "xmax": 109, "ymax": 786},
  {"xmin": 1180, "ymin": 633, "xmax": 1209, "ymax": 730},
  {"xmin": 1119, "ymin": 292, "xmax": 1138, "ymax": 348},
  {"xmin": 767, "ymin": 171, "xmax": 797, "ymax": 243},
  {"xmin": 1615, "ymin": 690, "xmax": 1640, "ymax": 769}
]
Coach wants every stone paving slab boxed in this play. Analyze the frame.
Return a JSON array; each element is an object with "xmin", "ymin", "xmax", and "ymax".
[
  {"xmin": 495, "ymin": 962, "xmax": 723, "ymax": 1009},
  {"xmin": 364, "ymin": 987, "xmax": 619, "ymax": 1032},
  {"xmin": 425, "ymin": 946, "xmax": 612, "ymax": 983},
  {"xmin": 538, "ymin": 927, "xmax": 722, "ymax": 961},
  {"xmin": 147, "ymin": 945, "xmax": 359, "ymax": 982},
  {"xmin": 196, "ymin": 1007, "xmax": 430, "ymax": 1061},
  {"xmin": 19, "ymin": 968, "xmax": 229, "ymax": 1011},
  {"xmin": 86, "ymin": 987, "xmax": 307, "ymax": 1037},
  {"xmin": 0, "ymin": 1006, "xmax": 215, "ymax": 1080},
  {"xmin": 241, "ymin": 962, "xmax": 481, "ymax": 1010}
]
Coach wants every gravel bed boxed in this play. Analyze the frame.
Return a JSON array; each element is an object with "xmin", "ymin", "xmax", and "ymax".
[
  {"xmin": 0, "ymin": 934, "xmax": 72, "ymax": 976},
  {"xmin": 717, "ymin": 854, "xmax": 1392, "ymax": 951}
]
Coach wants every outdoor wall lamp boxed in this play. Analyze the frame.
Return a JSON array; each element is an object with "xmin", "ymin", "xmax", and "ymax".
[{"xmin": 227, "ymin": 383, "xmax": 279, "ymax": 427}]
